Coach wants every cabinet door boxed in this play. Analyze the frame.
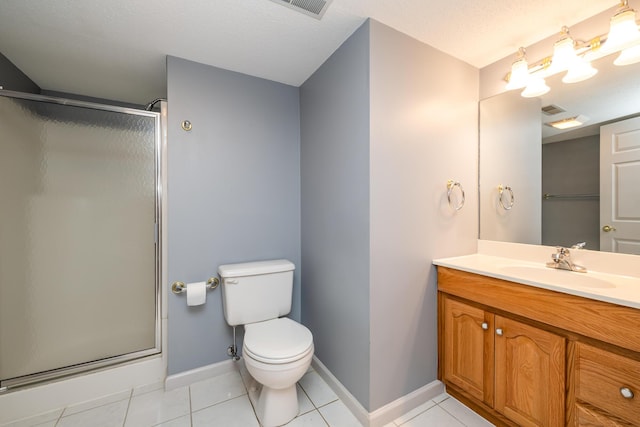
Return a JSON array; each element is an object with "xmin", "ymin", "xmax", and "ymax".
[
  {"xmin": 443, "ymin": 297, "xmax": 494, "ymax": 404},
  {"xmin": 494, "ymin": 316, "xmax": 565, "ymax": 427}
]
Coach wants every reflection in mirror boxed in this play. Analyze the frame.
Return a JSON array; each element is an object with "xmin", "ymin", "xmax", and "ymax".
[
  {"xmin": 479, "ymin": 92, "xmax": 541, "ymax": 246},
  {"xmin": 480, "ymin": 54, "xmax": 640, "ymax": 255}
]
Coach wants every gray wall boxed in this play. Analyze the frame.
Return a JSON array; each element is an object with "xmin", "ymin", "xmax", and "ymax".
[
  {"xmin": 166, "ymin": 56, "xmax": 301, "ymax": 375},
  {"xmin": 368, "ymin": 20, "xmax": 478, "ymax": 410},
  {"xmin": 542, "ymin": 135, "xmax": 599, "ymax": 249},
  {"xmin": 300, "ymin": 21, "xmax": 372, "ymax": 409},
  {"xmin": 0, "ymin": 52, "xmax": 40, "ymax": 94},
  {"xmin": 301, "ymin": 20, "xmax": 478, "ymax": 412}
]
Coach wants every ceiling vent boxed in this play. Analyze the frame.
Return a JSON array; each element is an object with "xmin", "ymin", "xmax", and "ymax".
[
  {"xmin": 541, "ymin": 104, "xmax": 566, "ymax": 115},
  {"xmin": 269, "ymin": 0, "xmax": 332, "ymax": 19}
]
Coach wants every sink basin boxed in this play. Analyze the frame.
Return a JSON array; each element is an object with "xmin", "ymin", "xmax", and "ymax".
[
  {"xmin": 434, "ymin": 253, "xmax": 640, "ymax": 310},
  {"xmin": 499, "ymin": 265, "xmax": 616, "ymax": 289}
]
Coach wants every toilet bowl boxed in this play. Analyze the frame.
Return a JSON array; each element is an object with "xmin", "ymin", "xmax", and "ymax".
[{"xmin": 242, "ymin": 317, "xmax": 314, "ymax": 427}]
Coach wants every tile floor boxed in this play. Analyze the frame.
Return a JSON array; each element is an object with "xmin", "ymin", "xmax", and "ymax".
[{"xmin": 2, "ymin": 366, "xmax": 494, "ymax": 427}]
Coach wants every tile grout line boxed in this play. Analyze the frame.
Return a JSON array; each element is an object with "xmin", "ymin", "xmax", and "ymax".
[
  {"xmin": 51, "ymin": 388, "xmax": 134, "ymax": 426},
  {"xmin": 53, "ymin": 405, "xmax": 65, "ymax": 427},
  {"xmin": 301, "ymin": 386, "xmax": 337, "ymax": 426},
  {"xmin": 121, "ymin": 389, "xmax": 133, "ymax": 427},
  {"xmin": 390, "ymin": 407, "xmax": 423, "ymax": 426},
  {"xmin": 241, "ymin": 375, "xmax": 261, "ymax": 425},
  {"xmin": 394, "ymin": 399, "xmax": 445, "ymax": 427},
  {"xmin": 298, "ymin": 381, "xmax": 315, "ymax": 409},
  {"xmin": 296, "ymin": 382, "xmax": 331, "ymax": 425},
  {"xmin": 188, "ymin": 385, "xmax": 194, "ymax": 427},
  {"xmin": 437, "ymin": 401, "xmax": 477, "ymax": 427}
]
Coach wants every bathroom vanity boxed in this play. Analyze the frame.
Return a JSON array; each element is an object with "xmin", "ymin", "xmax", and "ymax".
[{"xmin": 434, "ymin": 254, "xmax": 640, "ymax": 427}]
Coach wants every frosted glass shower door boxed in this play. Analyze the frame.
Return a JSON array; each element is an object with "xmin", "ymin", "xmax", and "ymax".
[{"xmin": 0, "ymin": 93, "xmax": 160, "ymax": 387}]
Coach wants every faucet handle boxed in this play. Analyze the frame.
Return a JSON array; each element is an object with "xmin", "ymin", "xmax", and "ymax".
[
  {"xmin": 571, "ymin": 242, "xmax": 586, "ymax": 249},
  {"xmin": 551, "ymin": 246, "xmax": 567, "ymax": 262}
]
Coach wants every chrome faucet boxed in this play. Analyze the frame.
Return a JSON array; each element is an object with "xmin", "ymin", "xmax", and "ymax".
[{"xmin": 546, "ymin": 243, "xmax": 587, "ymax": 272}]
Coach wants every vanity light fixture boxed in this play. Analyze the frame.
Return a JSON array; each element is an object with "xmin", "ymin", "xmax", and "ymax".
[
  {"xmin": 545, "ymin": 115, "xmax": 589, "ymax": 130},
  {"xmin": 505, "ymin": 0, "xmax": 640, "ymax": 97}
]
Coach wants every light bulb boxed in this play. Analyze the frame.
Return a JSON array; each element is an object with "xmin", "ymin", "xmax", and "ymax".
[
  {"xmin": 521, "ymin": 76, "xmax": 550, "ymax": 98},
  {"xmin": 551, "ymin": 35, "xmax": 578, "ymax": 72},
  {"xmin": 549, "ymin": 26, "xmax": 598, "ymax": 83},
  {"xmin": 506, "ymin": 48, "xmax": 530, "ymax": 90},
  {"xmin": 506, "ymin": 58, "xmax": 530, "ymax": 90},
  {"xmin": 563, "ymin": 60, "xmax": 598, "ymax": 83},
  {"xmin": 615, "ymin": 43, "xmax": 640, "ymax": 65}
]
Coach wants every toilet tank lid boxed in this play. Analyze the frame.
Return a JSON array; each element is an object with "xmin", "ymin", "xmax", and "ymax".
[{"xmin": 217, "ymin": 259, "xmax": 295, "ymax": 278}]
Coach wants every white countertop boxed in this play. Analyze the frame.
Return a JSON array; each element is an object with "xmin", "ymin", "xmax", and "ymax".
[{"xmin": 433, "ymin": 253, "xmax": 640, "ymax": 310}]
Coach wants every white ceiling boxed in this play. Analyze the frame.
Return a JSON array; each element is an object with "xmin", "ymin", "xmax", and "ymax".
[{"xmin": 0, "ymin": 0, "xmax": 620, "ymax": 105}]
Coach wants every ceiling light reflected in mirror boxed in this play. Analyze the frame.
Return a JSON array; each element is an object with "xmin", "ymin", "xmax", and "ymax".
[{"xmin": 544, "ymin": 115, "xmax": 589, "ymax": 130}]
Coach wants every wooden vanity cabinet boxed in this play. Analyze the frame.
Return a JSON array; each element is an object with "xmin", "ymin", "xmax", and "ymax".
[
  {"xmin": 441, "ymin": 295, "xmax": 565, "ymax": 426},
  {"xmin": 437, "ymin": 266, "xmax": 640, "ymax": 427}
]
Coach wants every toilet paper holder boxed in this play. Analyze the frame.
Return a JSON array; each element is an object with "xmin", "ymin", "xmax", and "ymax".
[{"xmin": 171, "ymin": 277, "xmax": 220, "ymax": 294}]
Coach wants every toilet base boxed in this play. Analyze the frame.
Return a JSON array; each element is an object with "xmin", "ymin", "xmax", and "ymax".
[
  {"xmin": 255, "ymin": 383, "xmax": 298, "ymax": 427},
  {"xmin": 241, "ymin": 338, "xmax": 313, "ymax": 427}
]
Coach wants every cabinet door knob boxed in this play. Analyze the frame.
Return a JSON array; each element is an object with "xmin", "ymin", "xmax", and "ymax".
[
  {"xmin": 620, "ymin": 387, "xmax": 634, "ymax": 399},
  {"xmin": 496, "ymin": 328, "xmax": 503, "ymax": 336},
  {"xmin": 481, "ymin": 322, "xmax": 489, "ymax": 330}
]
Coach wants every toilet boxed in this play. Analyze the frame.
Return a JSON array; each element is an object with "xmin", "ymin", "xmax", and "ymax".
[{"xmin": 218, "ymin": 259, "xmax": 314, "ymax": 427}]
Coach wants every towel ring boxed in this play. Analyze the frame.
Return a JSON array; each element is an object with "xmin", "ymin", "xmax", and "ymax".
[
  {"xmin": 446, "ymin": 180, "xmax": 465, "ymax": 211},
  {"xmin": 498, "ymin": 184, "xmax": 514, "ymax": 210}
]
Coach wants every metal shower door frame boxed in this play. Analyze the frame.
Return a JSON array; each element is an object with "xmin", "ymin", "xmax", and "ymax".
[{"xmin": 0, "ymin": 90, "xmax": 163, "ymax": 391}]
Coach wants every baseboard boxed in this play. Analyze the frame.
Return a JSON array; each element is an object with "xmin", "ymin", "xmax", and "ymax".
[
  {"xmin": 368, "ymin": 379, "xmax": 444, "ymax": 427},
  {"xmin": 164, "ymin": 358, "xmax": 238, "ymax": 391},
  {"xmin": 311, "ymin": 356, "xmax": 370, "ymax": 425},
  {"xmin": 311, "ymin": 356, "xmax": 444, "ymax": 427}
]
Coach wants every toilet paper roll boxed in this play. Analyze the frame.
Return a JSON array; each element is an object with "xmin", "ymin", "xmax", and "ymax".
[{"xmin": 186, "ymin": 281, "xmax": 207, "ymax": 306}]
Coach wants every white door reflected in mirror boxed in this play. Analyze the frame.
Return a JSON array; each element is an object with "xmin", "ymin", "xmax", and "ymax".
[{"xmin": 600, "ymin": 116, "xmax": 640, "ymax": 255}]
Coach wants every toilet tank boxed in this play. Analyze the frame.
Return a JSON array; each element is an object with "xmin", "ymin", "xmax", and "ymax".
[{"xmin": 218, "ymin": 259, "xmax": 295, "ymax": 326}]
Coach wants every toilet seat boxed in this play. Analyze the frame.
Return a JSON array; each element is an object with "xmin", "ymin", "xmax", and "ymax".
[{"xmin": 243, "ymin": 317, "xmax": 313, "ymax": 364}]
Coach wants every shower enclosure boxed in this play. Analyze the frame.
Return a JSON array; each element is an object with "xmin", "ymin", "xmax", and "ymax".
[{"xmin": 0, "ymin": 91, "xmax": 161, "ymax": 390}]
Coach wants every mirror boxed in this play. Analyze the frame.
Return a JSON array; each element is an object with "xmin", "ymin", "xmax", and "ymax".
[{"xmin": 479, "ymin": 53, "xmax": 640, "ymax": 254}]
